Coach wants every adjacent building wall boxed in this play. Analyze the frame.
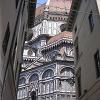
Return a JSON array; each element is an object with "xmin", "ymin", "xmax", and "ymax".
[
  {"xmin": 0, "ymin": 0, "xmax": 35, "ymax": 99},
  {"xmin": 71, "ymin": 0, "xmax": 100, "ymax": 100}
]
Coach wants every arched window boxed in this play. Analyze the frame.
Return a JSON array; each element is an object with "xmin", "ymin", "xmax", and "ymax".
[
  {"xmin": 60, "ymin": 67, "xmax": 75, "ymax": 92},
  {"xmin": 42, "ymin": 69, "xmax": 54, "ymax": 79},
  {"xmin": 29, "ymin": 74, "xmax": 39, "ymax": 82},
  {"xmin": 48, "ymin": 50, "xmax": 61, "ymax": 61},
  {"xmin": 60, "ymin": 67, "xmax": 74, "ymax": 77},
  {"xmin": 66, "ymin": 47, "xmax": 74, "ymax": 57},
  {"xmin": 17, "ymin": 87, "xmax": 27, "ymax": 99},
  {"xmin": 27, "ymin": 49, "xmax": 35, "ymax": 57},
  {"xmin": 19, "ymin": 77, "xmax": 26, "ymax": 85}
]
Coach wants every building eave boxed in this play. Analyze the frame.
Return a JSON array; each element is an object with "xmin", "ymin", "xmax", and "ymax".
[
  {"xmin": 66, "ymin": 0, "xmax": 82, "ymax": 31},
  {"xmin": 21, "ymin": 60, "xmax": 74, "ymax": 73},
  {"xmin": 41, "ymin": 38, "xmax": 73, "ymax": 52}
]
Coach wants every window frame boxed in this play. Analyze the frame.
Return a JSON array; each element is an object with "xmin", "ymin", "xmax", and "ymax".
[
  {"xmin": 2, "ymin": 23, "xmax": 10, "ymax": 55},
  {"xmin": 88, "ymin": 11, "xmax": 94, "ymax": 32},
  {"xmin": 94, "ymin": 50, "xmax": 100, "ymax": 78}
]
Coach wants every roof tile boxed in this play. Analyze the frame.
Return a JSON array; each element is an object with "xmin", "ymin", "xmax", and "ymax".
[{"xmin": 47, "ymin": 31, "xmax": 72, "ymax": 44}]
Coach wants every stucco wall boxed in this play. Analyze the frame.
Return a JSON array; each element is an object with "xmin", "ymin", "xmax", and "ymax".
[{"xmin": 73, "ymin": 0, "xmax": 100, "ymax": 100}]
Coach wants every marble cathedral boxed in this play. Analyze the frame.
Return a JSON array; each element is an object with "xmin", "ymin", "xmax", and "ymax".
[{"xmin": 17, "ymin": 0, "xmax": 76, "ymax": 100}]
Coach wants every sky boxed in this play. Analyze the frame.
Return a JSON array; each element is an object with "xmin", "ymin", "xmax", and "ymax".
[{"xmin": 36, "ymin": 0, "xmax": 47, "ymax": 6}]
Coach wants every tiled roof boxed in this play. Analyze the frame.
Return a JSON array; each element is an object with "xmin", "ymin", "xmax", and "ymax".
[
  {"xmin": 48, "ymin": 0, "xmax": 72, "ymax": 13},
  {"xmin": 47, "ymin": 31, "xmax": 72, "ymax": 44},
  {"xmin": 35, "ymin": 0, "xmax": 72, "ymax": 17}
]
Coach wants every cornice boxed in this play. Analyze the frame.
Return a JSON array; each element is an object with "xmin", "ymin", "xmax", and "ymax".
[
  {"xmin": 66, "ymin": 0, "xmax": 82, "ymax": 31},
  {"xmin": 41, "ymin": 37, "xmax": 73, "ymax": 52}
]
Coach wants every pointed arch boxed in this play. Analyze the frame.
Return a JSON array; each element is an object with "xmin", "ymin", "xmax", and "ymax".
[
  {"xmin": 19, "ymin": 77, "xmax": 26, "ymax": 85},
  {"xmin": 60, "ymin": 67, "xmax": 74, "ymax": 76},
  {"xmin": 29, "ymin": 73, "xmax": 39, "ymax": 82},
  {"xmin": 42, "ymin": 69, "xmax": 54, "ymax": 79}
]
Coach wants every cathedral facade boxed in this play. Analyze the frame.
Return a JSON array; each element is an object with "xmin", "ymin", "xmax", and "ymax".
[
  {"xmin": 32, "ymin": 0, "xmax": 72, "ymax": 37},
  {"xmin": 17, "ymin": 0, "xmax": 76, "ymax": 100}
]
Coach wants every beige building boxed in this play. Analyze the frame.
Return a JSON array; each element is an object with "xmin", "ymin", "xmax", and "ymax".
[
  {"xmin": 66, "ymin": 0, "xmax": 100, "ymax": 100},
  {"xmin": 0, "ymin": 0, "xmax": 36, "ymax": 100}
]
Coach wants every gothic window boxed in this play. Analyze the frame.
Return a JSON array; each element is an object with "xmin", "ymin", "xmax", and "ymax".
[
  {"xmin": 94, "ymin": 50, "xmax": 100, "ymax": 78},
  {"xmin": 60, "ymin": 67, "xmax": 74, "ymax": 78},
  {"xmin": 19, "ymin": 77, "xmax": 26, "ymax": 85},
  {"xmin": 42, "ymin": 69, "xmax": 54, "ymax": 94},
  {"xmin": 29, "ymin": 74, "xmax": 39, "ymax": 82},
  {"xmin": 60, "ymin": 67, "xmax": 75, "ymax": 92},
  {"xmin": 42, "ymin": 69, "xmax": 54, "ymax": 79}
]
